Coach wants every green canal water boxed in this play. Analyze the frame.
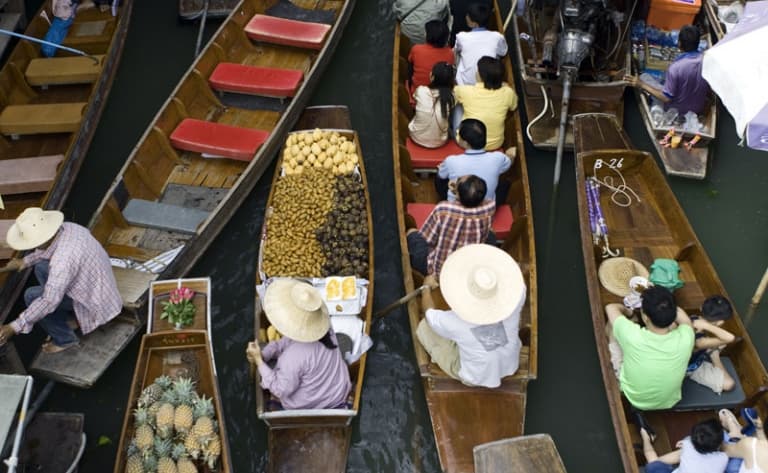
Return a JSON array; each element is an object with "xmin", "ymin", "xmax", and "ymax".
[{"xmin": 13, "ymin": 0, "xmax": 768, "ymax": 471}]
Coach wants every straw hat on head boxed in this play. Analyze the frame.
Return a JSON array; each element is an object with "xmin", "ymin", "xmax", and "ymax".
[
  {"xmin": 6, "ymin": 207, "xmax": 64, "ymax": 251},
  {"xmin": 439, "ymin": 244, "xmax": 526, "ymax": 325},
  {"xmin": 598, "ymin": 257, "xmax": 649, "ymax": 297},
  {"xmin": 263, "ymin": 279, "xmax": 330, "ymax": 343}
]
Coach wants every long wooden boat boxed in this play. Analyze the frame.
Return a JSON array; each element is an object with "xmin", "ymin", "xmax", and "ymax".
[
  {"xmin": 633, "ymin": 24, "xmax": 717, "ymax": 180},
  {"xmin": 114, "ymin": 277, "xmax": 232, "ymax": 473},
  {"xmin": 510, "ymin": 0, "xmax": 630, "ymax": 149},
  {"xmin": 28, "ymin": 0, "xmax": 355, "ymax": 388},
  {"xmin": 180, "ymin": 0, "xmax": 240, "ymax": 21},
  {"xmin": 473, "ymin": 434, "xmax": 567, "ymax": 473},
  {"xmin": 252, "ymin": 105, "xmax": 373, "ymax": 473},
  {"xmin": 0, "ymin": 0, "xmax": 133, "ymax": 372},
  {"xmin": 393, "ymin": 3, "xmax": 538, "ymax": 471},
  {"xmin": 573, "ymin": 113, "xmax": 768, "ymax": 473}
]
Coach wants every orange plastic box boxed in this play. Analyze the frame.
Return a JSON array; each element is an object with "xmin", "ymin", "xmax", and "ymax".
[{"xmin": 647, "ymin": 0, "xmax": 701, "ymax": 30}]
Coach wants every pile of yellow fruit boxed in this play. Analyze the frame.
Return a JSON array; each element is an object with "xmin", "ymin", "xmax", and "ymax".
[{"xmin": 281, "ymin": 128, "xmax": 359, "ymax": 176}]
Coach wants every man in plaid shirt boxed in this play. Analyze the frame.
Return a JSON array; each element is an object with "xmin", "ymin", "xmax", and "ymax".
[
  {"xmin": 0, "ymin": 208, "xmax": 122, "ymax": 353},
  {"xmin": 407, "ymin": 175, "xmax": 496, "ymax": 275}
]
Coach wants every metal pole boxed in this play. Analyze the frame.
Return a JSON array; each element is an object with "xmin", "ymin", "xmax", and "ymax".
[
  {"xmin": 0, "ymin": 28, "xmax": 99, "ymax": 64},
  {"xmin": 194, "ymin": 0, "xmax": 210, "ymax": 58},
  {"xmin": 3, "ymin": 376, "xmax": 33, "ymax": 473},
  {"xmin": 553, "ymin": 68, "xmax": 574, "ymax": 187}
]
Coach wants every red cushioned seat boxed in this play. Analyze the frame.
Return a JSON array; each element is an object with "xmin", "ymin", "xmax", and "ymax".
[
  {"xmin": 209, "ymin": 63, "xmax": 304, "ymax": 97},
  {"xmin": 244, "ymin": 14, "xmax": 330, "ymax": 50},
  {"xmin": 170, "ymin": 119, "xmax": 270, "ymax": 161},
  {"xmin": 407, "ymin": 203, "xmax": 514, "ymax": 239},
  {"xmin": 406, "ymin": 138, "xmax": 464, "ymax": 169}
]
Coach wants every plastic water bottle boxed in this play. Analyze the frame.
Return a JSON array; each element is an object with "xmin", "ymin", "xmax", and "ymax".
[
  {"xmin": 631, "ymin": 20, "xmax": 646, "ymax": 42},
  {"xmin": 650, "ymin": 105, "xmax": 664, "ymax": 127}
]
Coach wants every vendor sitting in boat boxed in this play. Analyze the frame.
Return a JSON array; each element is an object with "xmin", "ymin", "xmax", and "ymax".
[
  {"xmin": 246, "ymin": 279, "xmax": 352, "ymax": 410},
  {"xmin": 416, "ymin": 243, "xmax": 526, "ymax": 388},
  {"xmin": 625, "ymin": 24, "xmax": 711, "ymax": 115},
  {"xmin": 0, "ymin": 207, "xmax": 123, "ymax": 353},
  {"xmin": 407, "ymin": 174, "xmax": 496, "ymax": 276}
]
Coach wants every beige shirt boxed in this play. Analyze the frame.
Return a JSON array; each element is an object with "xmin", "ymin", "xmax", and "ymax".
[{"xmin": 408, "ymin": 86, "xmax": 451, "ymax": 148}]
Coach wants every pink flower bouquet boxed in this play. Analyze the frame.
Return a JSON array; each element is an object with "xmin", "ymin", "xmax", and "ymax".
[{"xmin": 160, "ymin": 286, "xmax": 197, "ymax": 328}]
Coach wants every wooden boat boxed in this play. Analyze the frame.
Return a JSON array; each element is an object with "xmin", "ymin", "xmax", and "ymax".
[
  {"xmin": 29, "ymin": 0, "xmax": 355, "ymax": 388},
  {"xmin": 252, "ymin": 105, "xmax": 373, "ymax": 473},
  {"xmin": 510, "ymin": 0, "xmax": 630, "ymax": 149},
  {"xmin": 473, "ymin": 434, "xmax": 567, "ymax": 473},
  {"xmin": 633, "ymin": 24, "xmax": 717, "ymax": 180},
  {"xmin": 0, "ymin": 0, "xmax": 133, "ymax": 373},
  {"xmin": 573, "ymin": 113, "xmax": 768, "ymax": 473},
  {"xmin": 393, "ymin": 2, "xmax": 538, "ymax": 470},
  {"xmin": 114, "ymin": 277, "xmax": 232, "ymax": 473},
  {"xmin": 179, "ymin": 0, "xmax": 240, "ymax": 21}
]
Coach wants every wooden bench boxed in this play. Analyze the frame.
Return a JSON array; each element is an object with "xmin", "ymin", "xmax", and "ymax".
[
  {"xmin": 25, "ymin": 55, "xmax": 105, "ymax": 87},
  {"xmin": 169, "ymin": 118, "xmax": 270, "ymax": 161},
  {"xmin": 0, "ymin": 155, "xmax": 64, "ymax": 194},
  {"xmin": 407, "ymin": 202, "xmax": 515, "ymax": 240},
  {"xmin": 0, "ymin": 103, "xmax": 86, "ymax": 136},
  {"xmin": 208, "ymin": 63, "xmax": 304, "ymax": 98},
  {"xmin": 244, "ymin": 14, "xmax": 330, "ymax": 50},
  {"xmin": 122, "ymin": 198, "xmax": 210, "ymax": 235}
]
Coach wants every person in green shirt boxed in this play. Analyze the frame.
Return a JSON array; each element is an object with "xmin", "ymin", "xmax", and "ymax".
[{"xmin": 606, "ymin": 286, "xmax": 695, "ymax": 410}]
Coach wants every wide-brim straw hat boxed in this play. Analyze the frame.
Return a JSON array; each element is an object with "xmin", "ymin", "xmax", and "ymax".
[
  {"xmin": 263, "ymin": 279, "xmax": 330, "ymax": 343},
  {"xmin": 6, "ymin": 207, "xmax": 64, "ymax": 251},
  {"xmin": 598, "ymin": 257, "xmax": 649, "ymax": 297},
  {"xmin": 439, "ymin": 244, "xmax": 526, "ymax": 325}
]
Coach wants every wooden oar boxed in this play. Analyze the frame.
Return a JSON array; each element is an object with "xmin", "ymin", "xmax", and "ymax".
[
  {"xmin": 746, "ymin": 265, "xmax": 768, "ymax": 326},
  {"xmin": 374, "ymin": 284, "xmax": 436, "ymax": 319}
]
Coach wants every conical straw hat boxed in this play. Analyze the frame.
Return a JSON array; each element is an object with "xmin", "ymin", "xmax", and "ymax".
[
  {"xmin": 598, "ymin": 257, "xmax": 649, "ymax": 297},
  {"xmin": 263, "ymin": 279, "xmax": 330, "ymax": 342}
]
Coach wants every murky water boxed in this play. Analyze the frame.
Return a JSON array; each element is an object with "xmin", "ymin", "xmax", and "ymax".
[{"xmin": 14, "ymin": 0, "xmax": 768, "ymax": 472}]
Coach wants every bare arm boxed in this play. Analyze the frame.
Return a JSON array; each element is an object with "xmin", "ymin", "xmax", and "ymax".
[
  {"xmin": 692, "ymin": 319, "xmax": 736, "ymax": 348},
  {"xmin": 675, "ymin": 307, "xmax": 693, "ymax": 328},
  {"xmin": 605, "ymin": 303, "xmax": 631, "ymax": 325},
  {"xmin": 625, "ymin": 75, "xmax": 670, "ymax": 104},
  {"xmin": 421, "ymin": 275, "xmax": 437, "ymax": 311}
]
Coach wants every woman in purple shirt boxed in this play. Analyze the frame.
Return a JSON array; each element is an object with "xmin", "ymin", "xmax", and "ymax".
[{"xmin": 246, "ymin": 279, "xmax": 351, "ymax": 410}]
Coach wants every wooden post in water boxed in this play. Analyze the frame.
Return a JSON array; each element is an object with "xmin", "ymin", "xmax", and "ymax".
[{"xmin": 746, "ymin": 265, "xmax": 768, "ymax": 325}]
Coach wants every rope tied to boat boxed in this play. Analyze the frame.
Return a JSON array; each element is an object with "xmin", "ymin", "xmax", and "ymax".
[
  {"xmin": 591, "ymin": 159, "xmax": 640, "ymax": 208},
  {"xmin": 586, "ymin": 176, "xmax": 619, "ymax": 257}
]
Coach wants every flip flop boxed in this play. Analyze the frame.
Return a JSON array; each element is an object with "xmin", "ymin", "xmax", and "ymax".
[
  {"xmin": 41, "ymin": 340, "xmax": 79, "ymax": 354},
  {"xmin": 632, "ymin": 409, "xmax": 656, "ymax": 443},
  {"xmin": 741, "ymin": 407, "xmax": 759, "ymax": 436}
]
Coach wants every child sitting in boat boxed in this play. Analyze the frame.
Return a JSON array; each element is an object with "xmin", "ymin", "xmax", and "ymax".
[
  {"xmin": 454, "ymin": 3, "xmax": 507, "ymax": 86},
  {"xmin": 686, "ymin": 295, "xmax": 738, "ymax": 395},
  {"xmin": 245, "ymin": 279, "xmax": 351, "ymax": 410},
  {"xmin": 719, "ymin": 408, "xmax": 768, "ymax": 473},
  {"xmin": 408, "ymin": 61, "xmax": 455, "ymax": 149},
  {"xmin": 639, "ymin": 418, "xmax": 728, "ymax": 473},
  {"xmin": 407, "ymin": 20, "xmax": 454, "ymax": 94}
]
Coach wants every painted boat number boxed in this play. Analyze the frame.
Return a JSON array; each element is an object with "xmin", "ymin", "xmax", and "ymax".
[{"xmin": 594, "ymin": 158, "xmax": 624, "ymax": 169}]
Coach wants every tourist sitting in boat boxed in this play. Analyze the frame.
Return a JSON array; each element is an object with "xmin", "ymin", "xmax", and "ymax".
[
  {"xmin": 625, "ymin": 25, "xmax": 711, "ymax": 115},
  {"xmin": 448, "ymin": 0, "xmax": 493, "ymax": 45},
  {"xmin": 436, "ymin": 119, "xmax": 511, "ymax": 206},
  {"xmin": 638, "ymin": 418, "xmax": 728, "ymax": 473},
  {"xmin": 454, "ymin": 3, "xmax": 507, "ymax": 85},
  {"xmin": 42, "ymin": 0, "xmax": 100, "ymax": 57},
  {"xmin": 407, "ymin": 174, "xmax": 496, "ymax": 275},
  {"xmin": 407, "ymin": 20, "xmax": 454, "ymax": 94},
  {"xmin": 454, "ymin": 56, "xmax": 518, "ymax": 150},
  {"xmin": 720, "ymin": 408, "xmax": 768, "ymax": 473},
  {"xmin": 245, "ymin": 279, "xmax": 351, "ymax": 410},
  {"xmin": 394, "ymin": 0, "xmax": 449, "ymax": 45},
  {"xmin": 409, "ymin": 62, "xmax": 455, "ymax": 148},
  {"xmin": 686, "ymin": 295, "xmax": 738, "ymax": 395},
  {"xmin": 0, "ymin": 208, "xmax": 122, "ymax": 353},
  {"xmin": 605, "ymin": 285, "xmax": 695, "ymax": 410},
  {"xmin": 416, "ymin": 243, "xmax": 526, "ymax": 388}
]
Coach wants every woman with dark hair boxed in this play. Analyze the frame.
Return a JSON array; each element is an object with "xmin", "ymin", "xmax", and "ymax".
[
  {"xmin": 246, "ymin": 279, "xmax": 351, "ymax": 410},
  {"xmin": 409, "ymin": 61, "xmax": 456, "ymax": 148},
  {"xmin": 408, "ymin": 20, "xmax": 454, "ymax": 93}
]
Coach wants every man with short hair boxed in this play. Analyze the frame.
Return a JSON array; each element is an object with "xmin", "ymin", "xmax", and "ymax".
[
  {"xmin": 606, "ymin": 286, "xmax": 695, "ymax": 410},
  {"xmin": 454, "ymin": 2, "xmax": 507, "ymax": 85},
  {"xmin": 0, "ymin": 207, "xmax": 122, "ymax": 353},
  {"xmin": 625, "ymin": 24, "xmax": 711, "ymax": 115},
  {"xmin": 407, "ymin": 174, "xmax": 496, "ymax": 276},
  {"xmin": 437, "ymin": 119, "xmax": 512, "ymax": 205}
]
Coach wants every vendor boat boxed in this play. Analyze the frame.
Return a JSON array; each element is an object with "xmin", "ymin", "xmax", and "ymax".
[
  {"xmin": 28, "ymin": 0, "xmax": 355, "ymax": 388},
  {"xmin": 0, "ymin": 0, "xmax": 133, "ymax": 373},
  {"xmin": 252, "ymin": 105, "xmax": 373, "ymax": 473},
  {"xmin": 473, "ymin": 434, "xmax": 567, "ymax": 473},
  {"xmin": 113, "ymin": 277, "xmax": 232, "ymax": 473},
  {"xmin": 573, "ymin": 113, "xmax": 768, "ymax": 473},
  {"xmin": 392, "ymin": 2, "xmax": 538, "ymax": 470},
  {"xmin": 179, "ymin": 0, "xmax": 240, "ymax": 21}
]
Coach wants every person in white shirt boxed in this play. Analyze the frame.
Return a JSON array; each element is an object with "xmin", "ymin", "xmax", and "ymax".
[
  {"xmin": 409, "ymin": 62, "xmax": 455, "ymax": 148},
  {"xmin": 415, "ymin": 243, "xmax": 526, "ymax": 388},
  {"xmin": 639, "ymin": 418, "xmax": 728, "ymax": 473},
  {"xmin": 454, "ymin": 3, "xmax": 507, "ymax": 85}
]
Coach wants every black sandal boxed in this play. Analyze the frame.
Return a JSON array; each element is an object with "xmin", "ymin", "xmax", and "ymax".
[{"xmin": 632, "ymin": 409, "xmax": 657, "ymax": 443}]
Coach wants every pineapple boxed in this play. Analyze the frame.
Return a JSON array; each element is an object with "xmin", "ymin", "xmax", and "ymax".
[
  {"xmin": 133, "ymin": 407, "xmax": 152, "ymax": 429},
  {"xmin": 191, "ymin": 416, "xmax": 215, "ymax": 444},
  {"xmin": 148, "ymin": 402, "xmax": 161, "ymax": 425},
  {"xmin": 126, "ymin": 455, "xmax": 144, "ymax": 473},
  {"xmin": 154, "ymin": 375, "xmax": 173, "ymax": 390},
  {"xmin": 184, "ymin": 431, "xmax": 201, "ymax": 460},
  {"xmin": 138, "ymin": 384, "xmax": 163, "ymax": 409},
  {"xmin": 157, "ymin": 457, "xmax": 178, "ymax": 473},
  {"xmin": 156, "ymin": 403, "xmax": 175, "ymax": 439},
  {"xmin": 176, "ymin": 458, "xmax": 197, "ymax": 473},
  {"xmin": 154, "ymin": 438, "xmax": 173, "ymax": 459},
  {"xmin": 192, "ymin": 395, "xmax": 214, "ymax": 422},
  {"xmin": 134, "ymin": 424, "xmax": 155, "ymax": 455},
  {"xmin": 170, "ymin": 443, "xmax": 188, "ymax": 461},
  {"xmin": 203, "ymin": 436, "xmax": 221, "ymax": 470},
  {"xmin": 172, "ymin": 378, "xmax": 196, "ymax": 405},
  {"xmin": 143, "ymin": 454, "xmax": 158, "ymax": 473}
]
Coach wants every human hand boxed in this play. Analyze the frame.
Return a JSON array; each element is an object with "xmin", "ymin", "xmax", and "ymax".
[
  {"xmin": 623, "ymin": 75, "xmax": 638, "ymax": 87},
  {"xmin": 676, "ymin": 440, "xmax": 684, "ymax": 449},
  {"xmin": 0, "ymin": 325, "xmax": 16, "ymax": 345},
  {"xmin": 448, "ymin": 180, "xmax": 457, "ymax": 195},
  {"xmin": 423, "ymin": 275, "xmax": 438, "ymax": 290},
  {"xmin": 2, "ymin": 258, "xmax": 24, "ymax": 272},
  {"xmin": 246, "ymin": 341, "xmax": 262, "ymax": 365}
]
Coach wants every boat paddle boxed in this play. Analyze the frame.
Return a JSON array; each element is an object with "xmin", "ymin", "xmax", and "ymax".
[
  {"xmin": 746, "ymin": 265, "xmax": 768, "ymax": 326},
  {"xmin": 373, "ymin": 283, "xmax": 438, "ymax": 320}
]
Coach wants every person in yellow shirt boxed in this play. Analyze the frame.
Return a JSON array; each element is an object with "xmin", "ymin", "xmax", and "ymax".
[{"xmin": 453, "ymin": 56, "xmax": 517, "ymax": 150}]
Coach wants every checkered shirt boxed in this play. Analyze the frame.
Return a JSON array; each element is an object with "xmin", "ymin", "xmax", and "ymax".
[
  {"xmin": 419, "ymin": 199, "xmax": 496, "ymax": 275},
  {"xmin": 12, "ymin": 223, "xmax": 122, "ymax": 335}
]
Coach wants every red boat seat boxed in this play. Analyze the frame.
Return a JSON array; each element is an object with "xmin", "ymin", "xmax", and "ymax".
[
  {"xmin": 244, "ymin": 14, "xmax": 330, "ymax": 50},
  {"xmin": 406, "ymin": 138, "xmax": 464, "ymax": 170},
  {"xmin": 407, "ymin": 202, "xmax": 515, "ymax": 240},
  {"xmin": 0, "ymin": 154, "xmax": 64, "ymax": 195},
  {"xmin": 169, "ymin": 119, "xmax": 270, "ymax": 161},
  {"xmin": 209, "ymin": 63, "xmax": 303, "ymax": 97}
]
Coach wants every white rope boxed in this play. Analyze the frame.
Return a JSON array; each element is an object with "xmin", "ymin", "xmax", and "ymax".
[
  {"xmin": 591, "ymin": 160, "xmax": 640, "ymax": 208},
  {"xmin": 526, "ymin": 85, "xmax": 551, "ymax": 143}
]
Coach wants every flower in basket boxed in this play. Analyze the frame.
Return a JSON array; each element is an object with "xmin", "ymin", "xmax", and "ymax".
[{"xmin": 160, "ymin": 287, "xmax": 197, "ymax": 328}]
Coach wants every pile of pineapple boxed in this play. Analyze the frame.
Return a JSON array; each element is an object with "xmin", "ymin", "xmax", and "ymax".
[{"xmin": 125, "ymin": 376, "xmax": 221, "ymax": 473}]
